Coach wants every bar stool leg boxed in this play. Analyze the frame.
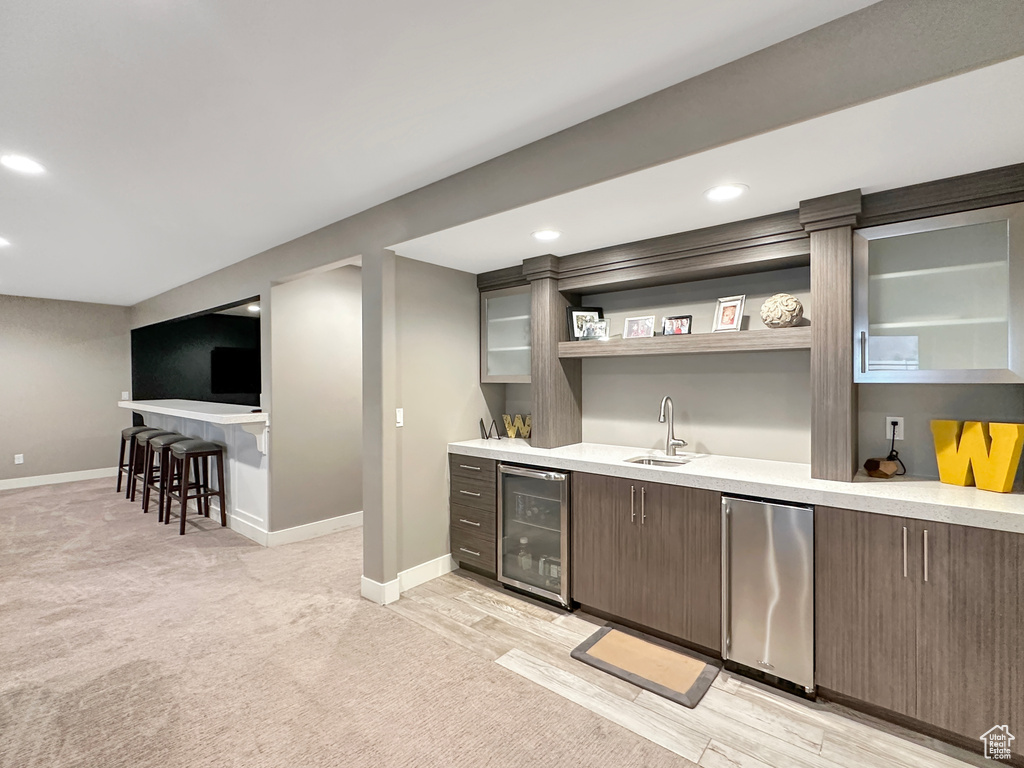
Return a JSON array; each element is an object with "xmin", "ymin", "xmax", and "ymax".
[
  {"xmin": 215, "ymin": 452, "xmax": 227, "ymax": 527},
  {"xmin": 141, "ymin": 441, "xmax": 156, "ymax": 512},
  {"xmin": 116, "ymin": 436, "xmax": 127, "ymax": 493},
  {"xmin": 200, "ymin": 457, "xmax": 210, "ymax": 518},
  {"xmin": 157, "ymin": 447, "xmax": 171, "ymax": 523},
  {"xmin": 179, "ymin": 456, "xmax": 191, "ymax": 536},
  {"xmin": 165, "ymin": 455, "xmax": 178, "ymax": 525},
  {"xmin": 125, "ymin": 436, "xmax": 140, "ymax": 499}
]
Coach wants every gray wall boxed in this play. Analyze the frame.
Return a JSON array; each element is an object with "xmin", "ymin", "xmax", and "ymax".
[
  {"xmin": 859, "ymin": 384, "xmax": 1024, "ymax": 480},
  {"xmin": 124, "ymin": 1, "xmax": 1024, "ymax": 584},
  {"xmin": 269, "ymin": 266, "xmax": 362, "ymax": 530},
  {"xmin": 0, "ymin": 295, "xmax": 130, "ymax": 481},
  {"xmin": 395, "ymin": 257, "xmax": 491, "ymax": 571},
  {"xmin": 583, "ymin": 352, "xmax": 811, "ymax": 462}
]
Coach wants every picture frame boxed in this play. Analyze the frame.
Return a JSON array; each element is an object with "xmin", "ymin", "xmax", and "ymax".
[
  {"xmin": 623, "ymin": 315, "xmax": 656, "ymax": 339},
  {"xmin": 566, "ymin": 306, "xmax": 604, "ymax": 340},
  {"xmin": 712, "ymin": 295, "xmax": 745, "ymax": 332},
  {"xmin": 578, "ymin": 318, "xmax": 609, "ymax": 340},
  {"xmin": 662, "ymin": 315, "xmax": 692, "ymax": 335}
]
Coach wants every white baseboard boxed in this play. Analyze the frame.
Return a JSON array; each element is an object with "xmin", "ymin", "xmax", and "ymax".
[
  {"xmin": 0, "ymin": 466, "xmax": 118, "ymax": 491},
  {"xmin": 226, "ymin": 514, "xmax": 269, "ymax": 546},
  {"xmin": 361, "ymin": 552, "xmax": 457, "ymax": 606},
  {"xmin": 398, "ymin": 552, "xmax": 457, "ymax": 593},
  {"xmin": 361, "ymin": 575, "xmax": 400, "ymax": 605},
  {"xmin": 266, "ymin": 511, "xmax": 363, "ymax": 547}
]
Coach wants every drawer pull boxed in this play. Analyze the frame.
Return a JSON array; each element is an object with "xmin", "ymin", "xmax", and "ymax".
[
  {"xmin": 458, "ymin": 518, "xmax": 481, "ymax": 527},
  {"xmin": 458, "ymin": 464, "xmax": 481, "ymax": 471},
  {"xmin": 459, "ymin": 490, "xmax": 482, "ymax": 497},
  {"xmin": 459, "ymin": 547, "xmax": 481, "ymax": 557}
]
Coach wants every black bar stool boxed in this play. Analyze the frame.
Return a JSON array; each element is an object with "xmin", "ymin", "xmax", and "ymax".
[
  {"xmin": 129, "ymin": 431, "xmax": 176, "ymax": 503},
  {"xmin": 117, "ymin": 426, "xmax": 153, "ymax": 493},
  {"xmin": 165, "ymin": 440, "xmax": 227, "ymax": 535},
  {"xmin": 142, "ymin": 432, "xmax": 188, "ymax": 517}
]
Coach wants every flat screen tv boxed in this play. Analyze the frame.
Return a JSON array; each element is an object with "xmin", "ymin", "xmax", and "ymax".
[{"xmin": 210, "ymin": 347, "xmax": 260, "ymax": 394}]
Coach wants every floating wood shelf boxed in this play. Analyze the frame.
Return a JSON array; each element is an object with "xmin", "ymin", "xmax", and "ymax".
[{"xmin": 557, "ymin": 326, "xmax": 812, "ymax": 358}]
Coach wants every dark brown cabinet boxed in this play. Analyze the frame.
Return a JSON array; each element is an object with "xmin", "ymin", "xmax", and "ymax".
[
  {"xmin": 816, "ymin": 506, "xmax": 1023, "ymax": 744},
  {"xmin": 449, "ymin": 454, "xmax": 497, "ymax": 577},
  {"xmin": 571, "ymin": 472, "xmax": 721, "ymax": 651}
]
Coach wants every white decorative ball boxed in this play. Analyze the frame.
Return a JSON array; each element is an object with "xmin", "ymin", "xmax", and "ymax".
[{"xmin": 760, "ymin": 293, "xmax": 803, "ymax": 328}]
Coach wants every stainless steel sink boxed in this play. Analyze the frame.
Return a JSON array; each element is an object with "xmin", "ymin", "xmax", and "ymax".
[{"xmin": 624, "ymin": 455, "xmax": 691, "ymax": 467}]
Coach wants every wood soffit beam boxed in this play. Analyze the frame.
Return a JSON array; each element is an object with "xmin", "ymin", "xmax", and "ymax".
[{"xmin": 799, "ymin": 189, "xmax": 863, "ymax": 232}]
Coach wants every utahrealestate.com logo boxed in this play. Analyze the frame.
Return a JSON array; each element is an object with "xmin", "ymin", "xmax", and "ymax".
[{"xmin": 981, "ymin": 725, "xmax": 1015, "ymax": 761}]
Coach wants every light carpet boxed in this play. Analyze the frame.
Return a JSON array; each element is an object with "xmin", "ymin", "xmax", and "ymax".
[{"xmin": 0, "ymin": 479, "xmax": 689, "ymax": 767}]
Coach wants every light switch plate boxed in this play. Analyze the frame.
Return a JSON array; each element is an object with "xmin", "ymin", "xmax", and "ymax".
[
  {"xmin": 885, "ymin": 416, "xmax": 904, "ymax": 441},
  {"xmin": 14, "ymin": 454, "xmax": 24, "ymax": 465},
  {"xmin": 121, "ymin": 391, "xmax": 130, "ymax": 400},
  {"xmin": 396, "ymin": 408, "xmax": 404, "ymax": 428}
]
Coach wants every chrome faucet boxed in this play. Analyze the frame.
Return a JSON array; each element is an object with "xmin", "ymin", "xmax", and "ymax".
[{"xmin": 659, "ymin": 396, "xmax": 688, "ymax": 456}]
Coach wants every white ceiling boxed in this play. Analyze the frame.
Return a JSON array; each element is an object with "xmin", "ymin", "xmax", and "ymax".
[
  {"xmin": 390, "ymin": 55, "xmax": 1024, "ymax": 271},
  {"xmin": 0, "ymin": 0, "xmax": 877, "ymax": 305}
]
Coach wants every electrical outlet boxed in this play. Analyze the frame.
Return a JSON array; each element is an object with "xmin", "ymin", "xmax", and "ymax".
[
  {"xmin": 14, "ymin": 454, "xmax": 24, "ymax": 465},
  {"xmin": 885, "ymin": 416, "xmax": 904, "ymax": 441},
  {"xmin": 396, "ymin": 408, "xmax": 404, "ymax": 428},
  {"xmin": 121, "ymin": 391, "xmax": 130, "ymax": 400}
]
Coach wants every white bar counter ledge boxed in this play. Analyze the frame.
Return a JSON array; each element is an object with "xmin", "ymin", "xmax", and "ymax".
[
  {"xmin": 120, "ymin": 399, "xmax": 269, "ymax": 543},
  {"xmin": 449, "ymin": 438, "xmax": 1024, "ymax": 535}
]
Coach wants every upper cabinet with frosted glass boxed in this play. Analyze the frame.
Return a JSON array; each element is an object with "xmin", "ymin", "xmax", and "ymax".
[
  {"xmin": 854, "ymin": 203, "xmax": 1023, "ymax": 383},
  {"xmin": 481, "ymin": 286, "xmax": 531, "ymax": 383}
]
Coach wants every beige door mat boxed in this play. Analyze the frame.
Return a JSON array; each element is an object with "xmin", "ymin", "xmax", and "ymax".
[{"xmin": 571, "ymin": 624, "xmax": 720, "ymax": 708}]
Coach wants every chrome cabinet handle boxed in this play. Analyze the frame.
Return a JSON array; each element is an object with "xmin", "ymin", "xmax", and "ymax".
[
  {"xmin": 459, "ymin": 490, "xmax": 482, "ymax": 497},
  {"xmin": 902, "ymin": 526, "xmax": 908, "ymax": 578},
  {"xmin": 923, "ymin": 529, "xmax": 929, "ymax": 582},
  {"xmin": 641, "ymin": 487, "xmax": 646, "ymax": 525},
  {"xmin": 458, "ymin": 464, "xmax": 481, "ymax": 471},
  {"xmin": 721, "ymin": 503, "xmax": 731, "ymax": 658},
  {"xmin": 630, "ymin": 485, "xmax": 636, "ymax": 523},
  {"xmin": 860, "ymin": 331, "xmax": 867, "ymax": 374},
  {"xmin": 458, "ymin": 547, "xmax": 480, "ymax": 557},
  {"xmin": 458, "ymin": 518, "xmax": 481, "ymax": 527}
]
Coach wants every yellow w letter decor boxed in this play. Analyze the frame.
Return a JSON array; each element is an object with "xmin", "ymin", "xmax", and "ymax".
[
  {"xmin": 502, "ymin": 414, "xmax": 532, "ymax": 439},
  {"xmin": 930, "ymin": 420, "xmax": 1024, "ymax": 493}
]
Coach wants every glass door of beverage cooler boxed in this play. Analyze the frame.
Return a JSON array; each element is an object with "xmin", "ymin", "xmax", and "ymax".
[{"xmin": 497, "ymin": 464, "xmax": 569, "ymax": 607}]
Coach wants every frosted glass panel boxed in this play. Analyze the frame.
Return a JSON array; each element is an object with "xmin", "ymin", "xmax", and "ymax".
[
  {"xmin": 484, "ymin": 289, "xmax": 531, "ymax": 378},
  {"xmin": 867, "ymin": 220, "xmax": 1009, "ymax": 372}
]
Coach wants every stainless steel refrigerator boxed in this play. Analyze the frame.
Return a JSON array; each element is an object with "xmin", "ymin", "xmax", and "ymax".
[
  {"xmin": 497, "ymin": 464, "xmax": 569, "ymax": 607},
  {"xmin": 722, "ymin": 495, "xmax": 815, "ymax": 692}
]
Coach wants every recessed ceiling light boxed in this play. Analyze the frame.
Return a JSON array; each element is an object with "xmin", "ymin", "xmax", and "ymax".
[
  {"xmin": 0, "ymin": 237, "xmax": 10, "ymax": 248},
  {"xmin": 248, "ymin": 304, "xmax": 260, "ymax": 313},
  {"xmin": 0, "ymin": 154, "xmax": 46, "ymax": 175},
  {"xmin": 532, "ymin": 229, "xmax": 561, "ymax": 242},
  {"xmin": 703, "ymin": 183, "xmax": 748, "ymax": 202}
]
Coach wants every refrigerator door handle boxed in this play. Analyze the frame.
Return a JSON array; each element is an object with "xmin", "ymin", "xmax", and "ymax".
[
  {"xmin": 499, "ymin": 465, "xmax": 566, "ymax": 482},
  {"xmin": 721, "ymin": 501, "xmax": 731, "ymax": 659}
]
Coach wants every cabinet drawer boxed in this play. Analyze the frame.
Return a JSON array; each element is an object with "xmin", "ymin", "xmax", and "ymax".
[
  {"xmin": 450, "ymin": 503, "xmax": 496, "ymax": 537},
  {"xmin": 451, "ymin": 527, "xmax": 496, "ymax": 575},
  {"xmin": 450, "ymin": 473, "xmax": 496, "ymax": 512},
  {"xmin": 449, "ymin": 454, "xmax": 496, "ymax": 482}
]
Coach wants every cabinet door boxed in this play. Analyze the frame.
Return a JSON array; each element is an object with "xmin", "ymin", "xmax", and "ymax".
[
  {"xmin": 815, "ymin": 506, "xmax": 918, "ymax": 717},
  {"xmin": 915, "ymin": 521, "xmax": 1024, "ymax": 741},
  {"xmin": 636, "ymin": 483, "xmax": 721, "ymax": 651},
  {"xmin": 571, "ymin": 473, "xmax": 638, "ymax": 619}
]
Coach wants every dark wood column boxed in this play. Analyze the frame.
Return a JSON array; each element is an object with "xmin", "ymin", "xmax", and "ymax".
[
  {"xmin": 524, "ymin": 255, "xmax": 582, "ymax": 448},
  {"xmin": 801, "ymin": 190, "xmax": 861, "ymax": 481}
]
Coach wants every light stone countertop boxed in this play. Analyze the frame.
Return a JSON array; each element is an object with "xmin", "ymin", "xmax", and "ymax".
[
  {"xmin": 120, "ymin": 399, "xmax": 269, "ymax": 425},
  {"xmin": 449, "ymin": 438, "xmax": 1024, "ymax": 535}
]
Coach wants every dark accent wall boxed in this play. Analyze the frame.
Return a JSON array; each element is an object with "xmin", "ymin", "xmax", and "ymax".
[{"xmin": 131, "ymin": 314, "xmax": 261, "ymax": 406}]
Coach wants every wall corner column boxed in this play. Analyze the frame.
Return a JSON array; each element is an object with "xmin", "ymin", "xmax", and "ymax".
[
  {"xmin": 524, "ymin": 255, "xmax": 582, "ymax": 449},
  {"xmin": 801, "ymin": 190, "xmax": 861, "ymax": 482},
  {"xmin": 361, "ymin": 248, "xmax": 400, "ymax": 601}
]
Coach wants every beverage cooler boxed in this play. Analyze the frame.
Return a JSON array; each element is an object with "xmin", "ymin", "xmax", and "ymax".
[{"xmin": 497, "ymin": 464, "xmax": 569, "ymax": 607}]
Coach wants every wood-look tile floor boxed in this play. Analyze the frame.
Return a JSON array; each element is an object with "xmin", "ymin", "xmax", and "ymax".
[{"xmin": 388, "ymin": 570, "xmax": 988, "ymax": 768}]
